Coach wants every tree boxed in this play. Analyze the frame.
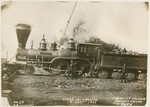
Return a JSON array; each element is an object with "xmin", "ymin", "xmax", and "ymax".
[{"xmin": 85, "ymin": 35, "xmax": 124, "ymax": 53}]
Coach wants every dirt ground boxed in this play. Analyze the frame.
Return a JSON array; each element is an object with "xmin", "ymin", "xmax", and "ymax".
[{"xmin": 11, "ymin": 74, "xmax": 146, "ymax": 106}]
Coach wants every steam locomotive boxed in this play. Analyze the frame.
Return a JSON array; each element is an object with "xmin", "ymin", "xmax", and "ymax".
[{"xmin": 4, "ymin": 24, "xmax": 147, "ymax": 81}]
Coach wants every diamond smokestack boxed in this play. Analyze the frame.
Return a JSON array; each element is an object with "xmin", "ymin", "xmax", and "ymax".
[{"xmin": 15, "ymin": 24, "xmax": 31, "ymax": 49}]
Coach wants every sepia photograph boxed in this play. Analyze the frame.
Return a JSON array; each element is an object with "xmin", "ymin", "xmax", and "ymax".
[{"xmin": 1, "ymin": 0, "xmax": 149, "ymax": 106}]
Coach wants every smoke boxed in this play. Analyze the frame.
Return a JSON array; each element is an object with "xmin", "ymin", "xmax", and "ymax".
[
  {"xmin": 58, "ymin": 36, "xmax": 69, "ymax": 48},
  {"xmin": 73, "ymin": 20, "xmax": 87, "ymax": 38},
  {"xmin": 58, "ymin": 19, "xmax": 89, "ymax": 48},
  {"xmin": 72, "ymin": 19, "xmax": 90, "ymax": 43}
]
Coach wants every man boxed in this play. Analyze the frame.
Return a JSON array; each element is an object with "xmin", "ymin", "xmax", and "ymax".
[{"xmin": 121, "ymin": 64, "xmax": 127, "ymax": 83}]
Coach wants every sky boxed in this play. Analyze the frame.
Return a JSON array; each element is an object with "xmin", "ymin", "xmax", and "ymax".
[{"xmin": 1, "ymin": 1, "xmax": 148, "ymax": 60}]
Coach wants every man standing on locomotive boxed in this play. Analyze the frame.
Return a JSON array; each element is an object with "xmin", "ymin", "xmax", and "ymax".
[
  {"xmin": 89, "ymin": 45, "xmax": 103, "ymax": 77},
  {"xmin": 121, "ymin": 48, "xmax": 127, "ymax": 83}
]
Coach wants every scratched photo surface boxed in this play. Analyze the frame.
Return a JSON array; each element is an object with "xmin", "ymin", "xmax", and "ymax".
[{"xmin": 1, "ymin": 1, "xmax": 148, "ymax": 106}]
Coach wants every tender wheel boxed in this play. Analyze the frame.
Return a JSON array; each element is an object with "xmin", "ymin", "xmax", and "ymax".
[
  {"xmin": 126, "ymin": 72, "xmax": 135, "ymax": 81},
  {"xmin": 112, "ymin": 72, "xmax": 122, "ymax": 79},
  {"xmin": 97, "ymin": 70, "xmax": 108, "ymax": 79},
  {"xmin": 138, "ymin": 73, "xmax": 147, "ymax": 80}
]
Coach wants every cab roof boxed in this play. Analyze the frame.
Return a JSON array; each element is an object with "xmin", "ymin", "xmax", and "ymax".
[{"xmin": 78, "ymin": 43, "xmax": 101, "ymax": 46}]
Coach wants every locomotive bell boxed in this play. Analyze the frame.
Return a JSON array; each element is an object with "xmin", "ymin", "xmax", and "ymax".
[
  {"xmin": 39, "ymin": 35, "xmax": 47, "ymax": 51},
  {"xmin": 68, "ymin": 38, "xmax": 75, "ymax": 51},
  {"xmin": 51, "ymin": 42, "xmax": 57, "ymax": 51}
]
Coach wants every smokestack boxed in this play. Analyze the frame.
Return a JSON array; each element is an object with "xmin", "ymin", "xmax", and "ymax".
[{"xmin": 15, "ymin": 24, "xmax": 31, "ymax": 49}]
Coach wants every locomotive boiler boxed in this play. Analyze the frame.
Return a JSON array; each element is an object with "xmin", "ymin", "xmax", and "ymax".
[{"xmin": 14, "ymin": 24, "xmax": 147, "ymax": 80}]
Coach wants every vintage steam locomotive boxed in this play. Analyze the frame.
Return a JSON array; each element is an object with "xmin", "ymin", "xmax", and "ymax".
[{"xmin": 4, "ymin": 24, "xmax": 147, "ymax": 81}]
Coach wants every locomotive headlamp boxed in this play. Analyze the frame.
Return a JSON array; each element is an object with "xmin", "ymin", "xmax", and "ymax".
[{"xmin": 138, "ymin": 71, "xmax": 142, "ymax": 73}]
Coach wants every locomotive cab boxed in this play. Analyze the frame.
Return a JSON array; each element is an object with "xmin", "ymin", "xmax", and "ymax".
[{"xmin": 77, "ymin": 43, "xmax": 101, "ymax": 59}]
